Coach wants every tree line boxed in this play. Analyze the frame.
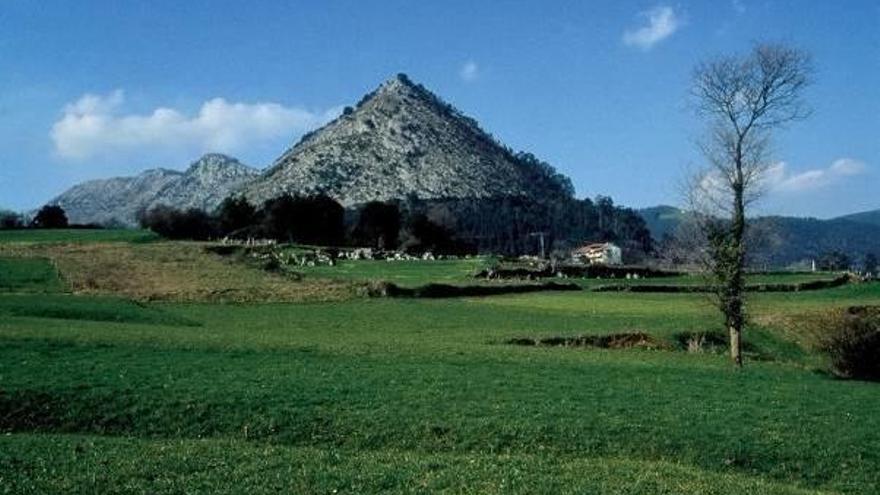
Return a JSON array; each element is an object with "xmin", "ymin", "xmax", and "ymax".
[
  {"xmin": 2, "ymin": 191, "xmax": 654, "ymax": 258},
  {"xmin": 133, "ymin": 193, "xmax": 653, "ymax": 257},
  {"xmin": 0, "ymin": 205, "xmax": 81, "ymax": 230}
]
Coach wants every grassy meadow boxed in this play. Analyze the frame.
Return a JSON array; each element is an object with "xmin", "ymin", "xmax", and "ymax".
[
  {"xmin": 0, "ymin": 228, "xmax": 158, "ymax": 244},
  {"xmin": 1, "ymin": 230, "xmax": 878, "ymax": 494}
]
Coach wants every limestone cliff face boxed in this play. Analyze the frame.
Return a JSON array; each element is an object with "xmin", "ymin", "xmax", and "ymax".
[
  {"xmin": 51, "ymin": 154, "xmax": 258, "ymax": 226},
  {"xmin": 241, "ymin": 74, "xmax": 573, "ymax": 206}
]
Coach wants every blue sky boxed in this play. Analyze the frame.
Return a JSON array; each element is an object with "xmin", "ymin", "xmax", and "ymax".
[{"xmin": 1, "ymin": 0, "xmax": 877, "ymax": 218}]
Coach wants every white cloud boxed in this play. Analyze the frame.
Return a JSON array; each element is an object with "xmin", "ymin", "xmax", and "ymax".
[
  {"xmin": 51, "ymin": 90, "xmax": 339, "ymax": 160},
  {"xmin": 764, "ymin": 158, "xmax": 868, "ymax": 193},
  {"xmin": 459, "ymin": 61, "xmax": 479, "ymax": 82},
  {"xmin": 829, "ymin": 158, "xmax": 867, "ymax": 176},
  {"xmin": 623, "ymin": 5, "xmax": 683, "ymax": 50}
]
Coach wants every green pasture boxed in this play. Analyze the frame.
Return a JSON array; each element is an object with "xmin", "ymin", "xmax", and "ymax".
[
  {"xmin": 0, "ymin": 257, "xmax": 63, "ymax": 292},
  {"xmin": 0, "ymin": 235, "xmax": 878, "ymax": 493},
  {"xmin": 0, "ymin": 228, "xmax": 157, "ymax": 244},
  {"xmin": 291, "ymin": 257, "xmax": 493, "ymax": 287}
]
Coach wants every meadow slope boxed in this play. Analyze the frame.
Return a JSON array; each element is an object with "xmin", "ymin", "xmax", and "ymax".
[{"xmin": 0, "ymin": 233, "xmax": 878, "ymax": 494}]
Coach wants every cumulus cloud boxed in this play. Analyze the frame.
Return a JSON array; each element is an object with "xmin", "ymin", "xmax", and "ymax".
[
  {"xmin": 622, "ymin": 5, "xmax": 682, "ymax": 50},
  {"xmin": 51, "ymin": 90, "xmax": 339, "ymax": 160},
  {"xmin": 764, "ymin": 158, "xmax": 867, "ymax": 193},
  {"xmin": 459, "ymin": 61, "xmax": 479, "ymax": 82}
]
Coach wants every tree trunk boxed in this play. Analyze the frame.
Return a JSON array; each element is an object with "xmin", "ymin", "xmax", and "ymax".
[
  {"xmin": 729, "ymin": 324, "xmax": 742, "ymax": 367},
  {"xmin": 729, "ymin": 156, "xmax": 746, "ymax": 368}
]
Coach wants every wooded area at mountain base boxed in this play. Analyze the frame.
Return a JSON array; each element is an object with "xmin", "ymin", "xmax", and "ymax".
[{"xmin": 131, "ymin": 193, "xmax": 653, "ymax": 259}]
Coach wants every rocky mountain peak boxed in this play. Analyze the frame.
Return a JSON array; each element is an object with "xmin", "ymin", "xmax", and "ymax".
[
  {"xmin": 369, "ymin": 73, "xmax": 426, "ymax": 100},
  {"xmin": 186, "ymin": 153, "xmax": 253, "ymax": 176},
  {"xmin": 243, "ymin": 74, "xmax": 573, "ymax": 206}
]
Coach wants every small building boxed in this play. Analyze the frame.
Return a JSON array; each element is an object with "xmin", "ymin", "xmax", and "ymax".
[{"xmin": 572, "ymin": 242, "xmax": 622, "ymax": 266}]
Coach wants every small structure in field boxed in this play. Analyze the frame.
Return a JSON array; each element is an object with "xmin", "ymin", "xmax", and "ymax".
[{"xmin": 572, "ymin": 242, "xmax": 622, "ymax": 266}]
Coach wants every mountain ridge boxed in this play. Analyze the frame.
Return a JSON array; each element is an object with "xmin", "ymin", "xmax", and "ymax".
[
  {"xmin": 833, "ymin": 209, "xmax": 880, "ymax": 228},
  {"xmin": 638, "ymin": 205, "xmax": 880, "ymax": 266},
  {"xmin": 51, "ymin": 154, "xmax": 258, "ymax": 226}
]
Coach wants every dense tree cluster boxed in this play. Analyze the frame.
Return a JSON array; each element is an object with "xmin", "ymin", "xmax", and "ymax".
[
  {"xmin": 817, "ymin": 251, "xmax": 852, "ymax": 271},
  {"xmin": 353, "ymin": 201, "xmax": 401, "ymax": 249},
  {"xmin": 137, "ymin": 205, "xmax": 217, "ymax": 240},
  {"xmin": 1, "ymin": 205, "xmax": 107, "ymax": 230},
  {"xmin": 865, "ymin": 253, "xmax": 878, "ymax": 276},
  {"xmin": 31, "ymin": 205, "xmax": 68, "ymax": 229},
  {"xmin": 137, "ymin": 193, "xmax": 652, "ymax": 258},
  {"xmin": 399, "ymin": 196, "xmax": 652, "ymax": 258},
  {"xmin": 0, "ymin": 210, "xmax": 24, "ymax": 229},
  {"xmin": 261, "ymin": 194, "xmax": 345, "ymax": 245}
]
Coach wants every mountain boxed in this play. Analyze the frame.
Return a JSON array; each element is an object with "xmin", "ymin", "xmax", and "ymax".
[
  {"xmin": 639, "ymin": 206, "xmax": 880, "ymax": 267},
  {"xmin": 241, "ymin": 74, "xmax": 574, "ymax": 206},
  {"xmin": 51, "ymin": 154, "xmax": 258, "ymax": 226},
  {"xmin": 43, "ymin": 75, "xmax": 652, "ymax": 257},
  {"xmin": 834, "ymin": 209, "xmax": 880, "ymax": 228}
]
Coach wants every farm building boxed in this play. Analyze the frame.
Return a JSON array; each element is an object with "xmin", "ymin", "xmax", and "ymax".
[{"xmin": 572, "ymin": 242, "xmax": 623, "ymax": 266}]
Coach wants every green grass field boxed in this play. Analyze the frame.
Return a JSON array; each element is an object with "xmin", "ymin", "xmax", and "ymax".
[
  {"xmin": 0, "ymin": 257, "xmax": 63, "ymax": 292},
  {"xmin": 295, "ymin": 257, "xmax": 493, "ymax": 287},
  {"xmin": 292, "ymin": 255, "xmax": 836, "ymax": 290},
  {"xmin": 0, "ymin": 232, "xmax": 878, "ymax": 494},
  {"xmin": 0, "ymin": 228, "xmax": 157, "ymax": 244},
  {"xmin": 572, "ymin": 272, "xmax": 839, "ymax": 290}
]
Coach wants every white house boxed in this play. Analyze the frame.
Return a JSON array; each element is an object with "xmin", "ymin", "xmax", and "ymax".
[{"xmin": 572, "ymin": 242, "xmax": 623, "ymax": 266}]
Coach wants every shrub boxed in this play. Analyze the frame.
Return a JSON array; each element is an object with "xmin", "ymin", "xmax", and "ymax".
[{"xmin": 821, "ymin": 307, "xmax": 880, "ymax": 381}]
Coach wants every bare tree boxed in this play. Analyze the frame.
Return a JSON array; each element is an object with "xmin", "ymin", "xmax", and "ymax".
[{"xmin": 689, "ymin": 43, "xmax": 812, "ymax": 367}]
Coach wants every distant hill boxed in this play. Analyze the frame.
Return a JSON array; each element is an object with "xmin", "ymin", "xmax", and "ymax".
[
  {"xmin": 639, "ymin": 206, "xmax": 880, "ymax": 267},
  {"xmin": 242, "ymin": 74, "xmax": 574, "ymax": 206},
  {"xmin": 834, "ymin": 209, "xmax": 880, "ymax": 228},
  {"xmin": 756, "ymin": 215, "xmax": 880, "ymax": 266},
  {"xmin": 638, "ymin": 206, "xmax": 687, "ymax": 241},
  {"xmin": 51, "ymin": 154, "xmax": 258, "ymax": 226}
]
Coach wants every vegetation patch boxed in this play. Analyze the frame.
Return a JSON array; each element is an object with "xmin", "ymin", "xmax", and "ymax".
[
  {"xmin": 592, "ymin": 274, "xmax": 852, "ymax": 293},
  {"xmin": 0, "ymin": 294, "xmax": 199, "ymax": 326},
  {"xmin": 819, "ymin": 305, "xmax": 880, "ymax": 381},
  {"xmin": 0, "ymin": 229, "xmax": 158, "ymax": 244},
  {"xmin": 0, "ymin": 242, "xmax": 354, "ymax": 303},
  {"xmin": 506, "ymin": 332, "xmax": 664, "ymax": 350},
  {"xmin": 0, "ymin": 434, "xmax": 831, "ymax": 495},
  {"xmin": 0, "ymin": 283, "xmax": 879, "ymax": 493},
  {"xmin": 0, "ymin": 257, "xmax": 63, "ymax": 293},
  {"xmin": 477, "ymin": 263, "xmax": 679, "ymax": 281},
  {"xmin": 386, "ymin": 281, "xmax": 581, "ymax": 298},
  {"xmin": 672, "ymin": 331, "xmax": 760, "ymax": 355}
]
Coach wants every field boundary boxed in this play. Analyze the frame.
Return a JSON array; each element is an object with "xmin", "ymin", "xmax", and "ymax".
[
  {"xmin": 380, "ymin": 281, "xmax": 582, "ymax": 298},
  {"xmin": 591, "ymin": 274, "xmax": 853, "ymax": 293}
]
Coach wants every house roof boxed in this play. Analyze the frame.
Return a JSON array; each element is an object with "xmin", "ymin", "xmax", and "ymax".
[{"xmin": 572, "ymin": 242, "xmax": 618, "ymax": 255}]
